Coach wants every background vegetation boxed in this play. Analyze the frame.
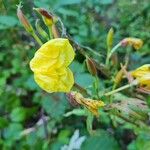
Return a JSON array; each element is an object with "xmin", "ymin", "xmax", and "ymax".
[{"xmin": 0, "ymin": 0, "xmax": 150, "ymax": 149}]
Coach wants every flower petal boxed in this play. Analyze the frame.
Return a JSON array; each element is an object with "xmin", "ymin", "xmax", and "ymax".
[{"xmin": 34, "ymin": 67, "xmax": 74, "ymax": 93}]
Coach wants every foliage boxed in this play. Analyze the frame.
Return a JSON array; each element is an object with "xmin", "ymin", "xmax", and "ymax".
[{"xmin": 0, "ymin": 0, "xmax": 150, "ymax": 149}]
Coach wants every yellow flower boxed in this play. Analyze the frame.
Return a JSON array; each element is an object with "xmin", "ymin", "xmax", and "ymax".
[
  {"xmin": 131, "ymin": 64, "xmax": 150, "ymax": 78},
  {"xmin": 121, "ymin": 37, "xmax": 143, "ymax": 50},
  {"xmin": 71, "ymin": 92, "xmax": 105, "ymax": 116},
  {"xmin": 30, "ymin": 38, "xmax": 75, "ymax": 93},
  {"xmin": 131, "ymin": 64, "xmax": 150, "ymax": 88}
]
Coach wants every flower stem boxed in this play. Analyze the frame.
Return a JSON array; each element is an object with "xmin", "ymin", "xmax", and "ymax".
[
  {"xmin": 94, "ymin": 76, "xmax": 100, "ymax": 99},
  {"xmin": 31, "ymin": 31, "xmax": 43, "ymax": 46},
  {"xmin": 73, "ymin": 83, "xmax": 90, "ymax": 96},
  {"xmin": 104, "ymin": 80, "xmax": 138, "ymax": 96},
  {"xmin": 48, "ymin": 26, "xmax": 53, "ymax": 39},
  {"xmin": 105, "ymin": 42, "xmax": 121, "ymax": 66}
]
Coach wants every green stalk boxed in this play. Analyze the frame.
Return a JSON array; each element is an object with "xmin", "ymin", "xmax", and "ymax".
[
  {"xmin": 94, "ymin": 76, "xmax": 100, "ymax": 99},
  {"xmin": 104, "ymin": 80, "xmax": 138, "ymax": 96},
  {"xmin": 48, "ymin": 26, "xmax": 53, "ymax": 39},
  {"xmin": 31, "ymin": 32, "xmax": 43, "ymax": 46},
  {"xmin": 86, "ymin": 110, "xmax": 94, "ymax": 135},
  {"xmin": 105, "ymin": 42, "xmax": 121, "ymax": 66}
]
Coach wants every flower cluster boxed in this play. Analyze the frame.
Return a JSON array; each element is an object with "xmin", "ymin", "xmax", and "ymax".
[{"xmin": 30, "ymin": 38, "xmax": 75, "ymax": 93}]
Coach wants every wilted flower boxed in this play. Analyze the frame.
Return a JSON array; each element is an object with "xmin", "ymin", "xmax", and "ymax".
[
  {"xmin": 121, "ymin": 37, "xmax": 143, "ymax": 50},
  {"xmin": 30, "ymin": 38, "xmax": 75, "ymax": 93},
  {"xmin": 69, "ymin": 92, "xmax": 105, "ymax": 116}
]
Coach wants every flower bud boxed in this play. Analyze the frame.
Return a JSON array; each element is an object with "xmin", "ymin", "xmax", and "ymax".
[
  {"xmin": 17, "ymin": 4, "xmax": 33, "ymax": 33},
  {"xmin": 86, "ymin": 56, "xmax": 97, "ymax": 76},
  {"xmin": 121, "ymin": 37, "xmax": 143, "ymax": 50},
  {"xmin": 107, "ymin": 28, "xmax": 114, "ymax": 50},
  {"xmin": 35, "ymin": 19, "xmax": 49, "ymax": 40},
  {"xmin": 34, "ymin": 8, "xmax": 54, "ymax": 26}
]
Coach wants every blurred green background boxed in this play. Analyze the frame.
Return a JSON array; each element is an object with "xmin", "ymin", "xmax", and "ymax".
[{"xmin": 0, "ymin": 0, "xmax": 150, "ymax": 149}]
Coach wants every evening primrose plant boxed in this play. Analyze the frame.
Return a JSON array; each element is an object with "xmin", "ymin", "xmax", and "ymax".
[{"xmin": 17, "ymin": 4, "xmax": 150, "ymax": 134}]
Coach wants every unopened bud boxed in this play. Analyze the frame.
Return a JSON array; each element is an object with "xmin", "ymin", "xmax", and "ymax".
[
  {"xmin": 17, "ymin": 4, "xmax": 33, "ymax": 33},
  {"xmin": 107, "ymin": 28, "xmax": 114, "ymax": 50},
  {"xmin": 35, "ymin": 19, "xmax": 49, "ymax": 40},
  {"xmin": 34, "ymin": 8, "xmax": 54, "ymax": 26},
  {"xmin": 86, "ymin": 56, "xmax": 97, "ymax": 76}
]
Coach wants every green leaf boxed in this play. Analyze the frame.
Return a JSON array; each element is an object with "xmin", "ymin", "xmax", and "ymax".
[
  {"xmin": 42, "ymin": 94, "xmax": 69, "ymax": 120},
  {"xmin": 56, "ymin": 0, "xmax": 82, "ymax": 6},
  {"xmin": 70, "ymin": 61, "xmax": 84, "ymax": 73},
  {"xmin": 10, "ymin": 107, "xmax": 26, "ymax": 122},
  {"xmin": 0, "ymin": 15, "xmax": 18, "ymax": 30},
  {"xmin": 0, "ymin": 117, "xmax": 9, "ymax": 129},
  {"xmin": 64, "ymin": 108, "xmax": 86, "ymax": 117},
  {"xmin": 75, "ymin": 73, "xmax": 94, "ymax": 87},
  {"xmin": 58, "ymin": 129, "xmax": 71, "ymax": 144},
  {"xmin": 128, "ymin": 133, "xmax": 150, "ymax": 150},
  {"xmin": 3, "ymin": 123, "xmax": 23, "ymax": 140},
  {"xmin": 100, "ymin": 0, "xmax": 113, "ymax": 4},
  {"xmin": 81, "ymin": 130, "xmax": 120, "ymax": 150},
  {"xmin": 25, "ymin": 76, "xmax": 39, "ymax": 91}
]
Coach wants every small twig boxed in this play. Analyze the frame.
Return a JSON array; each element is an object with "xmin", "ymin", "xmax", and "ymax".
[
  {"xmin": 116, "ymin": 113, "xmax": 141, "ymax": 127},
  {"xmin": 121, "ymin": 63, "xmax": 134, "ymax": 83},
  {"xmin": 41, "ymin": 108, "xmax": 49, "ymax": 139},
  {"xmin": 20, "ymin": 116, "xmax": 50, "ymax": 137},
  {"xmin": 74, "ymin": 83, "xmax": 90, "ymax": 97},
  {"xmin": 136, "ymin": 87, "xmax": 150, "ymax": 94},
  {"xmin": 104, "ymin": 80, "xmax": 138, "ymax": 96},
  {"xmin": 58, "ymin": 17, "xmax": 67, "ymax": 37}
]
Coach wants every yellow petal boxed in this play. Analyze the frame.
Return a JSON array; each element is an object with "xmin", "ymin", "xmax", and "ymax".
[
  {"xmin": 34, "ymin": 67, "xmax": 74, "ymax": 93},
  {"xmin": 54, "ymin": 38, "xmax": 75, "ymax": 67},
  {"xmin": 30, "ymin": 38, "xmax": 75, "ymax": 73},
  {"xmin": 138, "ymin": 73, "xmax": 150, "ymax": 86},
  {"xmin": 34, "ymin": 73, "xmax": 58, "ymax": 93},
  {"xmin": 131, "ymin": 64, "xmax": 150, "ymax": 78},
  {"xmin": 57, "ymin": 68, "xmax": 74, "ymax": 92},
  {"xmin": 30, "ymin": 52, "xmax": 57, "ymax": 73},
  {"xmin": 81, "ymin": 99, "xmax": 105, "ymax": 116}
]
